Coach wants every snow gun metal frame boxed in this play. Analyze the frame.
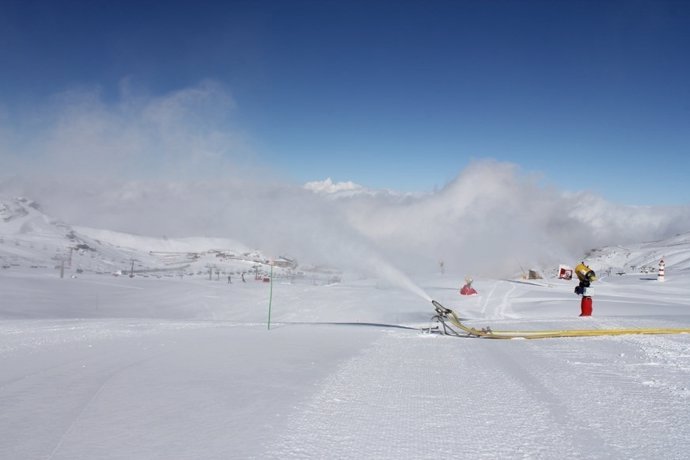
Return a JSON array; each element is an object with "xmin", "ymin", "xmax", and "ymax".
[{"xmin": 429, "ymin": 300, "xmax": 469, "ymax": 337}]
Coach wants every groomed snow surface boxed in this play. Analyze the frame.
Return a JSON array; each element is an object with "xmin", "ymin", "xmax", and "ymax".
[{"xmin": 1, "ymin": 265, "xmax": 689, "ymax": 460}]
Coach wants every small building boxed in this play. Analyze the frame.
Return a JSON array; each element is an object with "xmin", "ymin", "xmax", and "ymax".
[
  {"xmin": 528, "ymin": 270, "xmax": 543, "ymax": 280},
  {"xmin": 273, "ymin": 256, "xmax": 298, "ymax": 269}
]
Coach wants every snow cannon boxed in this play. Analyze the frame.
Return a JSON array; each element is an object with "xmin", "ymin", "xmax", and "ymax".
[
  {"xmin": 575, "ymin": 262, "xmax": 596, "ymax": 285},
  {"xmin": 459, "ymin": 276, "xmax": 478, "ymax": 296},
  {"xmin": 574, "ymin": 262, "xmax": 596, "ymax": 316},
  {"xmin": 431, "ymin": 300, "xmax": 452, "ymax": 315}
]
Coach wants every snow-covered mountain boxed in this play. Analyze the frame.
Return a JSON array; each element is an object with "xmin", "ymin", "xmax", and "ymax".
[
  {"xmin": 1, "ymin": 196, "xmax": 62, "ymax": 235},
  {"xmin": 584, "ymin": 232, "xmax": 690, "ymax": 275},
  {"xmin": 0, "ymin": 196, "xmax": 293, "ymax": 279}
]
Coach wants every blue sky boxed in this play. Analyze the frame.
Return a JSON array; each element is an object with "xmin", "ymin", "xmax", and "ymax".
[{"xmin": 1, "ymin": 0, "xmax": 689, "ymax": 205}]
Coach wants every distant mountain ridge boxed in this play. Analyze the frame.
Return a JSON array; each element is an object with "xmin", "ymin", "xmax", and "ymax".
[
  {"xmin": 2, "ymin": 195, "xmax": 689, "ymax": 280},
  {"xmin": 586, "ymin": 231, "xmax": 690, "ymax": 274},
  {"xmin": 0, "ymin": 196, "xmax": 276, "ymax": 278}
]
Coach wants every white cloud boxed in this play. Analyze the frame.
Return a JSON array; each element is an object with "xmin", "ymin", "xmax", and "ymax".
[
  {"xmin": 2, "ymin": 83, "xmax": 690, "ymax": 280},
  {"xmin": 1, "ymin": 79, "xmax": 254, "ymax": 181},
  {"xmin": 304, "ymin": 177, "xmax": 363, "ymax": 194}
]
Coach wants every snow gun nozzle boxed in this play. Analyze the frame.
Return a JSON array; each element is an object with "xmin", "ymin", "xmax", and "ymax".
[{"xmin": 431, "ymin": 300, "xmax": 452, "ymax": 315}]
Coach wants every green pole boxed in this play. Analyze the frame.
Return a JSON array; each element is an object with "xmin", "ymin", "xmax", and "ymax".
[{"xmin": 267, "ymin": 264, "xmax": 274, "ymax": 330}]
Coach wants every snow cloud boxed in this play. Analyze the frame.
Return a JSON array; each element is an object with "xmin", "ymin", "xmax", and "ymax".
[
  {"xmin": 2, "ymin": 82, "xmax": 690, "ymax": 279},
  {"xmin": 330, "ymin": 161, "xmax": 690, "ymax": 275},
  {"xmin": 2, "ymin": 79, "xmax": 257, "ymax": 181}
]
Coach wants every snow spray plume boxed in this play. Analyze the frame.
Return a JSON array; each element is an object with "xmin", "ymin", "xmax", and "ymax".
[
  {"xmin": 247, "ymin": 193, "xmax": 433, "ymax": 302},
  {"xmin": 364, "ymin": 254, "xmax": 432, "ymax": 302},
  {"xmin": 323, "ymin": 162, "xmax": 690, "ymax": 277}
]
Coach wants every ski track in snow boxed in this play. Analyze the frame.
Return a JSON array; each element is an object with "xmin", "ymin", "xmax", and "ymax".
[
  {"xmin": 495, "ymin": 282, "xmax": 517, "ymax": 319},
  {"xmin": 47, "ymin": 352, "xmax": 170, "ymax": 460},
  {"xmin": 478, "ymin": 280, "xmax": 516, "ymax": 319},
  {"xmin": 0, "ymin": 325, "xmax": 173, "ymax": 460},
  {"xmin": 478, "ymin": 283, "xmax": 496, "ymax": 317},
  {"xmin": 257, "ymin": 331, "xmax": 690, "ymax": 459}
]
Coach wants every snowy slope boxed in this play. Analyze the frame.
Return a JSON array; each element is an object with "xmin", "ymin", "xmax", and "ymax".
[
  {"xmin": 585, "ymin": 231, "xmax": 690, "ymax": 273},
  {"xmin": 1, "ymin": 196, "xmax": 689, "ymax": 459}
]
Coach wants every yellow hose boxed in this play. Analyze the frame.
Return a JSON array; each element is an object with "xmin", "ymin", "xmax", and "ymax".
[{"xmin": 446, "ymin": 310, "xmax": 690, "ymax": 340}]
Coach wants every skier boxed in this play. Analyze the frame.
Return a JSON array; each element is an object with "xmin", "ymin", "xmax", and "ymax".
[{"xmin": 574, "ymin": 262, "xmax": 596, "ymax": 316}]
